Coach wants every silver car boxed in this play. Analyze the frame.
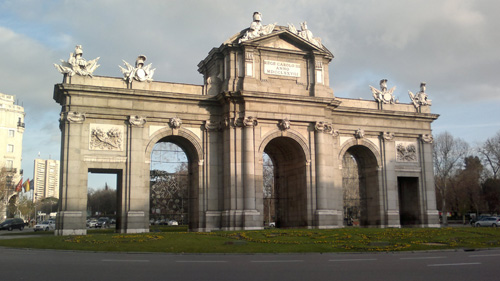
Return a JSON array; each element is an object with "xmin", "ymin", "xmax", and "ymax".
[{"xmin": 474, "ymin": 216, "xmax": 500, "ymax": 227}]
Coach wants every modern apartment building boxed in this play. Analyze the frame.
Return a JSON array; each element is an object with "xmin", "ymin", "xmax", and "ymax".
[
  {"xmin": 33, "ymin": 159, "xmax": 60, "ymax": 202},
  {"xmin": 0, "ymin": 93, "xmax": 25, "ymax": 219}
]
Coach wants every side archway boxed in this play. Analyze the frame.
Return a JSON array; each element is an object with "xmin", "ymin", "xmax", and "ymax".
[{"xmin": 339, "ymin": 138, "xmax": 382, "ymax": 226}]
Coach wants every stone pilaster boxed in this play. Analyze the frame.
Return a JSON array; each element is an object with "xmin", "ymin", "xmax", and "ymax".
[{"xmin": 56, "ymin": 112, "xmax": 87, "ymax": 236}]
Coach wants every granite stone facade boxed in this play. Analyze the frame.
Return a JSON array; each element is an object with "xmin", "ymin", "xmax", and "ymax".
[{"xmin": 54, "ymin": 24, "xmax": 439, "ymax": 235}]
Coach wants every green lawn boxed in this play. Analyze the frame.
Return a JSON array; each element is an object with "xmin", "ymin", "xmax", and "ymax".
[{"xmin": 1, "ymin": 227, "xmax": 499, "ymax": 253}]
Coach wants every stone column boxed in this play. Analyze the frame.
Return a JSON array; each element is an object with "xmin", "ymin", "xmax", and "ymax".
[
  {"xmin": 242, "ymin": 116, "xmax": 261, "ymax": 229},
  {"xmin": 314, "ymin": 121, "xmax": 331, "ymax": 210},
  {"xmin": 243, "ymin": 116, "xmax": 257, "ymax": 210},
  {"xmin": 313, "ymin": 121, "xmax": 338, "ymax": 228},
  {"xmin": 204, "ymin": 119, "xmax": 222, "ymax": 231}
]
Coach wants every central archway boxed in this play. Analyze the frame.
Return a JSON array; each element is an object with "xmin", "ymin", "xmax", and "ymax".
[
  {"xmin": 342, "ymin": 145, "xmax": 381, "ymax": 226},
  {"xmin": 146, "ymin": 129, "xmax": 202, "ymax": 231},
  {"xmin": 263, "ymin": 136, "xmax": 308, "ymax": 228}
]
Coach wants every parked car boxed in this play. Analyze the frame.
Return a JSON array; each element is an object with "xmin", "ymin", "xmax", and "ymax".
[
  {"xmin": 34, "ymin": 220, "xmax": 55, "ymax": 231},
  {"xmin": 0, "ymin": 218, "xmax": 25, "ymax": 231},
  {"xmin": 470, "ymin": 215, "xmax": 490, "ymax": 226},
  {"xmin": 95, "ymin": 217, "xmax": 109, "ymax": 228},
  {"xmin": 87, "ymin": 219, "xmax": 98, "ymax": 228},
  {"xmin": 474, "ymin": 216, "xmax": 500, "ymax": 227},
  {"xmin": 168, "ymin": 220, "xmax": 178, "ymax": 226}
]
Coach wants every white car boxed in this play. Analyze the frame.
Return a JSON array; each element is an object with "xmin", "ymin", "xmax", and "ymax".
[
  {"xmin": 34, "ymin": 220, "xmax": 55, "ymax": 231},
  {"xmin": 168, "ymin": 220, "xmax": 178, "ymax": 226}
]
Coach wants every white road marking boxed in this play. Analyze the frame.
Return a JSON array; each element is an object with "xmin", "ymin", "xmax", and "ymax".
[
  {"xmin": 176, "ymin": 260, "xmax": 228, "ymax": 263},
  {"xmin": 102, "ymin": 259, "xmax": 150, "ymax": 262},
  {"xmin": 251, "ymin": 260, "xmax": 304, "ymax": 263},
  {"xmin": 400, "ymin": 256, "xmax": 446, "ymax": 260},
  {"xmin": 329, "ymin": 258, "xmax": 377, "ymax": 262},
  {"xmin": 428, "ymin": 262, "xmax": 481, "ymax": 267},
  {"xmin": 469, "ymin": 254, "xmax": 500, "ymax": 257}
]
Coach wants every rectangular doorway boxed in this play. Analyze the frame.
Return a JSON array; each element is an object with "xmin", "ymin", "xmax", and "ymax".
[{"xmin": 398, "ymin": 177, "xmax": 421, "ymax": 226}]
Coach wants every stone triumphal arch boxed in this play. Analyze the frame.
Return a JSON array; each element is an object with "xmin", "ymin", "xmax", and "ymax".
[{"xmin": 53, "ymin": 13, "xmax": 439, "ymax": 235}]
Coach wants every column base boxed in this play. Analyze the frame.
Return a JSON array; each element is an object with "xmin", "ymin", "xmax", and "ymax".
[
  {"xmin": 55, "ymin": 211, "xmax": 86, "ymax": 236},
  {"xmin": 315, "ymin": 210, "xmax": 342, "ymax": 228},
  {"xmin": 385, "ymin": 210, "xmax": 401, "ymax": 228}
]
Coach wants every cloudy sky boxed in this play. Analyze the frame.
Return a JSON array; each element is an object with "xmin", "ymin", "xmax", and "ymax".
[{"xmin": 1, "ymin": 0, "xmax": 499, "ymax": 188}]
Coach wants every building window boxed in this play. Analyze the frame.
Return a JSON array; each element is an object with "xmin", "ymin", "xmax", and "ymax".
[
  {"xmin": 8, "ymin": 130, "xmax": 15, "ymax": 137},
  {"xmin": 6, "ymin": 160, "xmax": 13, "ymax": 168},
  {"xmin": 7, "ymin": 144, "xmax": 14, "ymax": 153}
]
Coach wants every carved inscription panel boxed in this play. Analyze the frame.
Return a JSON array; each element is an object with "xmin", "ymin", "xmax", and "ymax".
[{"xmin": 263, "ymin": 60, "xmax": 300, "ymax": 77}]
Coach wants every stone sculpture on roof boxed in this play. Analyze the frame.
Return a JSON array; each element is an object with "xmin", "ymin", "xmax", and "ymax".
[
  {"xmin": 288, "ymin": 21, "xmax": 322, "ymax": 48},
  {"xmin": 370, "ymin": 79, "xmax": 396, "ymax": 104},
  {"xmin": 119, "ymin": 55, "xmax": 156, "ymax": 85},
  {"xmin": 408, "ymin": 82, "xmax": 432, "ymax": 109},
  {"xmin": 238, "ymin": 12, "xmax": 277, "ymax": 43},
  {"xmin": 54, "ymin": 45, "xmax": 100, "ymax": 77}
]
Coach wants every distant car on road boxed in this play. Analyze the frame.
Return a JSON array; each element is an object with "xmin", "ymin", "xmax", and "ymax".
[
  {"xmin": 470, "ymin": 215, "xmax": 490, "ymax": 226},
  {"xmin": 87, "ymin": 219, "xmax": 98, "ymax": 228},
  {"xmin": 34, "ymin": 220, "xmax": 55, "ymax": 231},
  {"xmin": 95, "ymin": 217, "xmax": 109, "ymax": 228},
  {"xmin": 0, "ymin": 218, "xmax": 25, "ymax": 231},
  {"xmin": 474, "ymin": 216, "xmax": 500, "ymax": 227}
]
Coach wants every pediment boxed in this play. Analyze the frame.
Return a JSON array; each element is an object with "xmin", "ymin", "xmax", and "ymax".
[{"xmin": 227, "ymin": 28, "xmax": 333, "ymax": 58}]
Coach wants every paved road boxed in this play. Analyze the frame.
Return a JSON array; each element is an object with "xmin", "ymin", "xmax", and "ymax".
[{"xmin": 0, "ymin": 247, "xmax": 499, "ymax": 281}]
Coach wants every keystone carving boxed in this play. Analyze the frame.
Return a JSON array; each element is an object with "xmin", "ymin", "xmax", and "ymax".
[
  {"xmin": 355, "ymin": 129, "xmax": 365, "ymax": 139},
  {"xmin": 169, "ymin": 117, "xmax": 182, "ymax": 129},
  {"xmin": 278, "ymin": 119, "xmax": 291, "ymax": 131}
]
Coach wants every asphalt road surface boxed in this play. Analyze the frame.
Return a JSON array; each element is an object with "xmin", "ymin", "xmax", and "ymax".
[{"xmin": 0, "ymin": 247, "xmax": 499, "ymax": 281}]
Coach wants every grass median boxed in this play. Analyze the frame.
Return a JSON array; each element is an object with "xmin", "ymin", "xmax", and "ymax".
[{"xmin": 1, "ymin": 226, "xmax": 499, "ymax": 253}]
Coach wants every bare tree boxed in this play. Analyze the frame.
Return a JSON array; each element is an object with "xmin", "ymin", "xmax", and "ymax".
[
  {"xmin": 342, "ymin": 153, "xmax": 361, "ymax": 224},
  {"xmin": 433, "ymin": 132, "xmax": 469, "ymax": 226},
  {"xmin": 478, "ymin": 131, "xmax": 500, "ymax": 180},
  {"xmin": 262, "ymin": 153, "xmax": 274, "ymax": 225}
]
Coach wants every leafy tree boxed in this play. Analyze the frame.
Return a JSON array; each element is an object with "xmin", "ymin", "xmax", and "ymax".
[
  {"xmin": 87, "ymin": 187, "xmax": 116, "ymax": 216},
  {"xmin": 433, "ymin": 132, "xmax": 469, "ymax": 226},
  {"xmin": 482, "ymin": 178, "xmax": 500, "ymax": 213},
  {"xmin": 448, "ymin": 156, "xmax": 484, "ymax": 222}
]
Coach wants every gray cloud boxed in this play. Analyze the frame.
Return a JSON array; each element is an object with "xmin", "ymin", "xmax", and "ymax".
[{"xmin": 1, "ymin": 0, "xmax": 499, "ymax": 178}]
